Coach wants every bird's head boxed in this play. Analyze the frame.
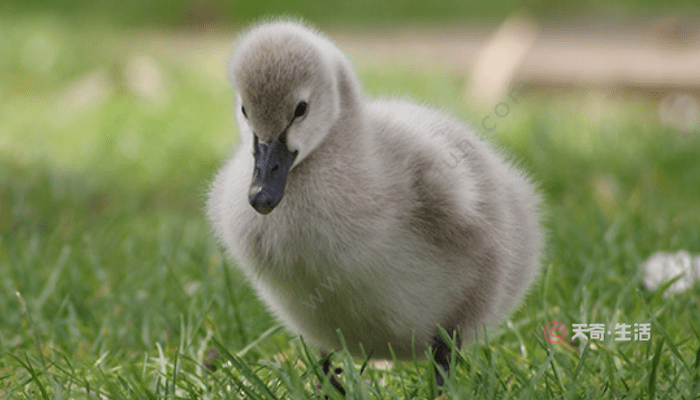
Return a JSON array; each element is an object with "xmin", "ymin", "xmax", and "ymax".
[{"xmin": 229, "ymin": 21, "xmax": 343, "ymax": 215}]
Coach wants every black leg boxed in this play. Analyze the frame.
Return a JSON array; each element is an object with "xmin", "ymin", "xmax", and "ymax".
[
  {"xmin": 319, "ymin": 351, "xmax": 345, "ymax": 397},
  {"xmin": 431, "ymin": 327, "xmax": 461, "ymax": 393}
]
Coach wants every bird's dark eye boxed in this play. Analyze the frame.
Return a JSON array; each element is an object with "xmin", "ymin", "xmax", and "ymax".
[
  {"xmin": 241, "ymin": 105, "xmax": 247, "ymax": 119},
  {"xmin": 294, "ymin": 101, "xmax": 307, "ymax": 118}
]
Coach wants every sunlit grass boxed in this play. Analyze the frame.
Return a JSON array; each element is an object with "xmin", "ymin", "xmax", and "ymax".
[{"xmin": 1, "ymin": 16, "xmax": 700, "ymax": 399}]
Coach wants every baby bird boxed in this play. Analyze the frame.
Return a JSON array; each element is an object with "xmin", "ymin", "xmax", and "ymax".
[{"xmin": 207, "ymin": 19, "xmax": 543, "ymax": 395}]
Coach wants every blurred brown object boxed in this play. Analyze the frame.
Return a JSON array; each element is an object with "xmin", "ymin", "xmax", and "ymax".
[
  {"xmin": 468, "ymin": 14, "xmax": 539, "ymax": 105},
  {"xmin": 648, "ymin": 14, "xmax": 700, "ymax": 49}
]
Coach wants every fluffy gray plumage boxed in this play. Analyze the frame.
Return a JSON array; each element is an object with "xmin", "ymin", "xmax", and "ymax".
[{"xmin": 207, "ymin": 19, "xmax": 543, "ymax": 360}]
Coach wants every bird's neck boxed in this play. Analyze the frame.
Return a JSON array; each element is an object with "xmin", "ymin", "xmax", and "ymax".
[
  {"xmin": 284, "ymin": 56, "xmax": 371, "ymax": 211},
  {"xmin": 335, "ymin": 58, "xmax": 363, "ymax": 114}
]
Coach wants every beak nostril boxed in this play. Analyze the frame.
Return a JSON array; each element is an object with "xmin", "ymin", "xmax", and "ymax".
[{"xmin": 271, "ymin": 164, "xmax": 279, "ymax": 173}]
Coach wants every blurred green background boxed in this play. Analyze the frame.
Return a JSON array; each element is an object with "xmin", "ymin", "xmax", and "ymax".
[
  {"xmin": 2, "ymin": 1, "xmax": 700, "ymax": 398},
  {"xmin": 2, "ymin": 0, "xmax": 700, "ymax": 27}
]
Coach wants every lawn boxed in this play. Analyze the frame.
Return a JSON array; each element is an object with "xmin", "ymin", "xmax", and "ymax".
[{"xmin": 1, "ymin": 15, "xmax": 700, "ymax": 399}]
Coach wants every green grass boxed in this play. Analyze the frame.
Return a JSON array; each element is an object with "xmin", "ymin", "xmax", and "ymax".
[{"xmin": 2, "ymin": 16, "xmax": 700, "ymax": 399}]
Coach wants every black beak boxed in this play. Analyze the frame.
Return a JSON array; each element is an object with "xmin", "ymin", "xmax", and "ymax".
[{"xmin": 249, "ymin": 130, "xmax": 298, "ymax": 214}]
